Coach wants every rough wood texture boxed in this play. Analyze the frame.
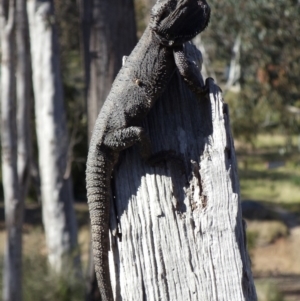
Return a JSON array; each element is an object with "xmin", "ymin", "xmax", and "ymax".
[{"xmin": 108, "ymin": 44, "xmax": 257, "ymax": 300}]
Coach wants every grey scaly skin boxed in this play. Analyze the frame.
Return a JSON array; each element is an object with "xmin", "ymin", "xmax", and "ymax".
[{"xmin": 86, "ymin": 0, "xmax": 211, "ymax": 300}]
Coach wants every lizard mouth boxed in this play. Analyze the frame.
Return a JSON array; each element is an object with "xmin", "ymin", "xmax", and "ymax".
[{"xmin": 151, "ymin": 0, "xmax": 210, "ymax": 46}]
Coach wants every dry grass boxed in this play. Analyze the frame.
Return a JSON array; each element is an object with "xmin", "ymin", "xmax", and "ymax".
[
  {"xmin": 0, "ymin": 205, "xmax": 91, "ymax": 267},
  {"xmin": 247, "ymin": 220, "xmax": 289, "ymax": 247},
  {"xmin": 0, "ymin": 204, "xmax": 90, "ymax": 301},
  {"xmin": 251, "ymin": 227, "xmax": 300, "ymax": 276},
  {"xmin": 236, "ymin": 134, "xmax": 300, "ymax": 206},
  {"xmin": 255, "ymin": 280, "xmax": 285, "ymax": 301}
]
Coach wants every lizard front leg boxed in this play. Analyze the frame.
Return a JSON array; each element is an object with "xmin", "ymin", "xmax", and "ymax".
[
  {"xmin": 103, "ymin": 126, "xmax": 152, "ymax": 160},
  {"xmin": 173, "ymin": 44, "xmax": 212, "ymax": 98}
]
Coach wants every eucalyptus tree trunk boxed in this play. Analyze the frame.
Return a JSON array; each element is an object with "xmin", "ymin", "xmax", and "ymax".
[
  {"xmin": 16, "ymin": 0, "xmax": 31, "ymax": 210},
  {"xmin": 27, "ymin": 0, "xmax": 81, "ymax": 276},
  {"xmin": 79, "ymin": 0, "xmax": 137, "ymax": 139},
  {"xmin": 107, "ymin": 44, "xmax": 257, "ymax": 300},
  {"xmin": 0, "ymin": 1, "xmax": 22, "ymax": 301}
]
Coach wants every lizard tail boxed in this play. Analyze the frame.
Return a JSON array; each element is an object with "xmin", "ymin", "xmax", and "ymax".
[{"xmin": 86, "ymin": 149, "xmax": 114, "ymax": 301}]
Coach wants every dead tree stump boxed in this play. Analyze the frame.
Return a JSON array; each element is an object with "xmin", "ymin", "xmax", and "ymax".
[{"xmin": 108, "ymin": 44, "xmax": 257, "ymax": 301}]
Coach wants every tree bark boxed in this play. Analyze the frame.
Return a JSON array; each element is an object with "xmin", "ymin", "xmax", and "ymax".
[
  {"xmin": 0, "ymin": 1, "xmax": 23, "ymax": 301},
  {"xmin": 107, "ymin": 44, "xmax": 257, "ymax": 300},
  {"xmin": 27, "ymin": 0, "xmax": 81, "ymax": 276},
  {"xmin": 16, "ymin": 0, "xmax": 31, "ymax": 212},
  {"xmin": 79, "ymin": 0, "xmax": 137, "ymax": 139}
]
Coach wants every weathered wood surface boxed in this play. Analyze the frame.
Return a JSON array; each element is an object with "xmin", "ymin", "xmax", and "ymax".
[{"xmin": 108, "ymin": 44, "xmax": 257, "ymax": 301}]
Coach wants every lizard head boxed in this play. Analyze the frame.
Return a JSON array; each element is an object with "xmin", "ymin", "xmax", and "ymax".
[{"xmin": 150, "ymin": 0, "xmax": 210, "ymax": 46}]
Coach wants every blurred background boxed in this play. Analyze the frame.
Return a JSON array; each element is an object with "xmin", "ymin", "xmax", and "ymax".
[{"xmin": 0, "ymin": 0, "xmax": 299, "ymax": 300}]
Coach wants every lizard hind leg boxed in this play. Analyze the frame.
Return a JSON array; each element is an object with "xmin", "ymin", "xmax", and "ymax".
[{"xmin": 103, "ymin": 126, "xmax": 152, "ymax": 160}]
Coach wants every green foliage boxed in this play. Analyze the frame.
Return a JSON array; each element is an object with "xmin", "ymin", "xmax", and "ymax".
[
  {"xmin": 54, "ymin": 0, "xmax": 80, "ymax": 61},
  {"xmin": 202, "ymin": 0, "xmax": 300, "ymax": 139},
  {"xmin": 134, "ymin": 0, "xmax": 149, "ymax": 36},
  {"xmin": 54, "ymin": 0, "xmax": 87, "ymax": 199}
]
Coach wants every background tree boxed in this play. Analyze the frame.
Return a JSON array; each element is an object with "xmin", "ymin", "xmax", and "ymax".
[
  {"xmin": 54, "ymin": 0, "xmax": 87, "ymax": 200},
  {"xmin": 16, "ymin": 0, "xmax": 31, "ymax": 219},
  {"xmin": 0, "ymin": 1, "xmax": 21, "ymax": 300},
  {"xmin": 79, "ymin": 0, "xmax": 137, "ymax": 139},
  {"xmin": 27, "ymin": 0, "xmax": 82, "ymax": 280},
  {"xmin": 1, "ymin": 0, "xmax": 32, "ymax": 299}
]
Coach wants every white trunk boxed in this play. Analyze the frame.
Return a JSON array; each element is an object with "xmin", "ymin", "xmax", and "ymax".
[
  {"xmin": 16, "ymin": 0, "xmax": 31, "ymax": 206},
  {"xmin": 225, "ymin": 34, "xmax": 241, "ymax": 93},
  {"xmin": 0, "ymin": 1, "xmax": 23, "ymax": 301},
  {"xmin": 27, "ymin": 0, "xmax": 81, "ymax": 275},
  {"xmin": 193, "ymin": 35, "xmax": 217, "ymax": 83},
  {"xmin": 108, "ymin": 45, "xmax": 257, "ymax": 300}
]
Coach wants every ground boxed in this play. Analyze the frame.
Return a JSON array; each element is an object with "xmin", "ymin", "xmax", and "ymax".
[
  {"xmin": 237, "ymin": 134, "xmax": 300, "ymax": 301},
  {"xmin": 1, "ymin": 202, "xmax": 299, "ymax": 300},
  {"xmin": 251, "ymin": 226, "xmax": 300, "ymax": 301}
]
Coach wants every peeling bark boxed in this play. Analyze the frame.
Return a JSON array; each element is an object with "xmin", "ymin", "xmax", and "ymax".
[{"xmin": 108, "ymin": 44, "xmax": 257, "ymax": 300}]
